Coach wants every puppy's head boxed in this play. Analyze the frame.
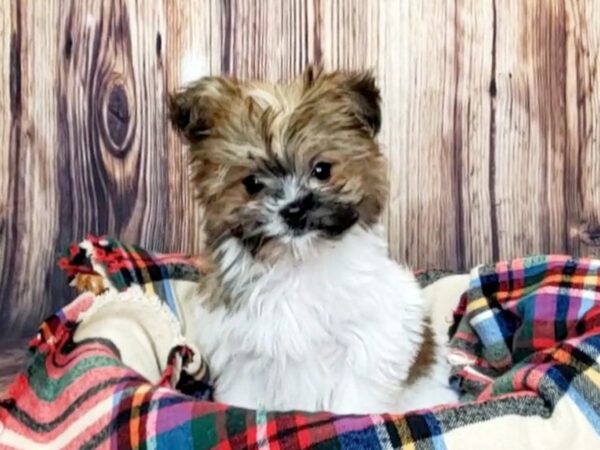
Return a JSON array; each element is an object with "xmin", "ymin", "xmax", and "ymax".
[{"xmin": 170, "ymin": 66, "xmax": 387, "ymax": 259}]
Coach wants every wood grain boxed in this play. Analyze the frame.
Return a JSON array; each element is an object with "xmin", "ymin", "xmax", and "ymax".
[
  {"xmin": 0, "ymin": 0, "xmax": 61, "ymax": 335},
  {"xmin": 566, "ymin": 0, "xmax": 600, "ymax": 258},
  {"xmin": 493, "ymin": 1, "xmax": 568, "ymax": 259},
  {"xmin": 379, "ymin": 1, "xmax": 464, "ymax": 270},
  {"xmin": 222, "ymin": 0, "xmax": 316, "ymax": 81},
  {"xmin": 165, "ymin": 0, "xmax": 220, "ymax": 254},
  {"xmin": 0, "ymin": 1, "xmax": 10, "ymax": 307},
  {"xmin": 319, "ymin": 0, "xmax": 379, "ymax": 71},
  {"xmin": 453, "ymin": 0, "xmax": 495, "ymax": 268},
  {"xmin": 55, "ymin": 0, "xmax": 170, "ymax": 248},
  {"xmin": 1, "ymin": 0, "xmax": 599, "ymax": 337}
]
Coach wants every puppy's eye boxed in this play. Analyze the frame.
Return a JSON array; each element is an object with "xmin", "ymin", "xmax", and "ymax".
[
  {"xmin": 311, "ymin": 161, "xmax": 332, "ymax": 181},
  {"xmin": 242, "ymin": 175, "xmax": 264, "ymax": 195}
]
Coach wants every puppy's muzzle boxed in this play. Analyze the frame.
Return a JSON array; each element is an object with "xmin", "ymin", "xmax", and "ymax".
[
  {"xmin": 280, "ymin": 194, "xmax": 359, "ymax": 237},
  {"xmin": 280, "ymin": 194, "xmax": 314, "ymax": 230}
]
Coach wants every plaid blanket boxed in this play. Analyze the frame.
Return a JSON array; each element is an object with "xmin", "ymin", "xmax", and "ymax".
[{"xmin": 1, "ymin": 238, "xmax": 599, "ymax": 449}]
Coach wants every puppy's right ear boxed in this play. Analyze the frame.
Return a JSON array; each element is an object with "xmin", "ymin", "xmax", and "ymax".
[
  {"xmin": 168, "ymin": 76, "xmax": 240, "ymax": 143},
  {"xmin": 168, "ymin": 89, "xmax": 205, "ymax": 142}
]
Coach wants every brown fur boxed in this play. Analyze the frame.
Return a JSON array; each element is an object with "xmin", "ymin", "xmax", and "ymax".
[
  {"xmin": 405, "ymin": 319, "xmax": 436, "ymax": 386},
  {"xmin": 73, "ymin": 273, "xmax": 106, "ymax": 295},
  {"xmin": 169, "ymin": 66, "xmax": 387, "ymax": 249}
]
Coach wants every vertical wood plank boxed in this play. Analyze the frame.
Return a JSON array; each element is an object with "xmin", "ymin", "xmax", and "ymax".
[
  {"xmin": 493, "ymin": 0, "xmax": 569, "ymax": 260},
  {"xmin": 566, "ymin": 0, "xmax": 600, "ymax": 257},
  {"xmin": 0, "ymin": 0, "xmax": 61, "ymax": 335},
  {"xmin": 56, "ymin": 1, "xmax": 132, "ymax": 244},
  {"xmin": 454, "ymin": 0, "xmax": 495, "ymax": 268},
  {"xmin": 0, "ymin": 0, "xmax": 11, "ymax": 290},
  {"xmin": 378, "ymin": 1, "xmax": 462, "ymax": 270},
  {"xmin": 54, "ymin": 0, "xmax": 170, "ymax": 249},
  {"xmin": 222, "ymin": 0, "xmax": 315, "ymax": 80},
  {"xmin": 164, "ymin": 0, "xmax": 221, "ymax": 253},
  {"xmin": 318, "ymin": 0, "xmax": 379, "ymax": 71},
  {"xmin": 120, "ymin": 0, "xmax": 169, "ymax": 249}
]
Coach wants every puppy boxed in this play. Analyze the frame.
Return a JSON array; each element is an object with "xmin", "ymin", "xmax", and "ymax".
[{"xmin": 170, "ymin": 67, "xmax": 458, "ymax": 414}]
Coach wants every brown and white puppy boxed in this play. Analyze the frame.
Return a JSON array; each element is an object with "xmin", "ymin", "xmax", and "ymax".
[{"xmin": 171, "ymin": 67, "xmax": 458, "ymax": 413}]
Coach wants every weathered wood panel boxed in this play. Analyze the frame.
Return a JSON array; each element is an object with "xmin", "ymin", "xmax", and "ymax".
[
  {"xmin": 379, "ymin": 1, "xmax": 466, "ymax": 269},
  {"xmin": 452, "ymin": 0, "xmax": 495, "ymax": 267},
  {"xmin": 567, "ymin": 0, "xmax": 600, "ymax": 256},
  {"xmin": 164, "ymin": 0, "xmax": 220, "ymax": 253},
  {"xmin": 55, "ymin": 0, "xmax": 170, "ymax": 249},
  {"xmin": 222, "ymin": 0, "xmax": 315, "ymax": 80},
  {"xmin": 0, "ymin": 1, "xmax": 11, "ymax": 315},
  {"xmin": 0, "ymin": 0, "xmax": 599, "ymax": 337},
  {"xmin": 319, "ymin": 0, "xmax": 379, "ymax": 71},
  {"xmin": 0, "ymin": 0, "xmax": 62, "ymax": 335},
  {"xmin": 493, "ymin": 1, "xmax": 568, "ymax": 259}
]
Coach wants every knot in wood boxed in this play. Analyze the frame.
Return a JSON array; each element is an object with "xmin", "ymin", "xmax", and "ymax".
[{"xmin": 99, "ymin": 76, "xmax": 134, "ymax": 158}]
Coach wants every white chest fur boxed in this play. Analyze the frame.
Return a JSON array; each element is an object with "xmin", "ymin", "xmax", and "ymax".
[{"xmin": 186, "ymin": 226, "xmax": 454, "ymax": 414}]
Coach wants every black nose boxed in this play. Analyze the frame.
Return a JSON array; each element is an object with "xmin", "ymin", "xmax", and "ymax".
[{"xmin": 280, "ymin": 195, "xmax": 314, "ymax": 229}]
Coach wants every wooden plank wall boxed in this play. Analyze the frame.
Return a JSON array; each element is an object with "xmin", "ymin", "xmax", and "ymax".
[{"xmin": 1, "ymin": 0, "xmax": 599, "ymax": 337}]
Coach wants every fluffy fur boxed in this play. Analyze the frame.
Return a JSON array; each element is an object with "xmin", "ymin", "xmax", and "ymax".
[{"xmin": 171, "ymin": 67, "xmax": 458, "ymax": 414}]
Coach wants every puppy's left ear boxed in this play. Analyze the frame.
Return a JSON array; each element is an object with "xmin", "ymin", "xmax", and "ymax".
[{"xmin": 344, "ymin": 71, "xmax": 381, "ymax": 136}]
